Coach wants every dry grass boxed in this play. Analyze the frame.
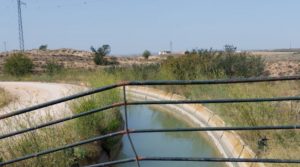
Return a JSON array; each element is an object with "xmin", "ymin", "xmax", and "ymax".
[
  {"xmin": 0, "ymin": 107, "xmax": 81, "ymax": 166},
  {"xmin": 182, "ymin": 81, "xmax": 300, "ymax": 167},
  {"xmin": 0, "ymin": 87, "xmax": 10, "ymax": 108}
]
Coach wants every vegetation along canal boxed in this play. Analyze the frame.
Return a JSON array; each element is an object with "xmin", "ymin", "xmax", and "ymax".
[{"xmin": 115, "ymin": 105, "xmax": 225, "ymax": 167}]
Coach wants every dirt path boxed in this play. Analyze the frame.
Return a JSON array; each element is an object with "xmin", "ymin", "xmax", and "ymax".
[{"xmin": 0, "ymin": 82, "xmax": 83, "ymax": 134}]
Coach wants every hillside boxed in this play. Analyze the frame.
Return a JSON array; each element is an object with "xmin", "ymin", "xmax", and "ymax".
[
  {"xmin": 1, "ymin": 49, "xmax": 299, "ymax": 77},
  {"xmin": 0, "ymin": 48, "xmax": 161, "ymax": 73},
  {"xmin": 251, "ymin": 51, "xmax": 300, "ymax": 76}
]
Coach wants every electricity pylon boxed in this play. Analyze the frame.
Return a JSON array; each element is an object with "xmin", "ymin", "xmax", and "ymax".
[{"xmin": 17, "ymin": 0, "xmax": 25, "ymax": 52}]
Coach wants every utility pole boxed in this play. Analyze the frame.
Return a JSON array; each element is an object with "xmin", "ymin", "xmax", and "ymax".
[
  {"xmin": 170, "ymin": 41, "xmax": 173, "ymax": 53},
  {"xmin": 17, "ymin": 0, "xmax": 25, "ymax": 52},
  {"xmin": 3, "ymin": 41, "xmax": 7, "ymax": 53}
]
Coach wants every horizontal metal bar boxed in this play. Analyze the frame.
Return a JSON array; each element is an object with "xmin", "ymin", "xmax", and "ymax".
[
  {"xmin": 129, "ymin": 125, "xmax": 300, "ymax": 133},
  {"xmin": 1, "ymin": 96, "xmax": 299, "ymax": 140},
  {"xmin": 128, "ymin": 96, "xmax": 300, "ymax": 105},
  {"xmin": 3, "ymin": 124, "xmax": 299, "ymax": 166},
  {"xmin": 85, "ymin": 156, "xmax": 300, "ymax": 167},
  {"xmin": 86, "ymin": 158, "xmax": 136, "ymax": 167},
  {"xmin": 127, "ymin": 76, "xmax": 300, "ymax": 86},
  {"xmin": 0, "ymin": 131, "xmax": 125, "ymax": 166},
  {"xmin": 0, "ymin": 102, "xmax": 124, "ymax": 140},
  {"xmin": 1, "ymin": 76, "xmax": 299, "ymax": 120},
  {"xmin": 4, "ymin": 95, "xmax": 299, "ymax": 140},
  {"xmin": 140, "ymin": 156, "xmax": 300, "ymax": 164},
  {"xmin": 0, "ymin": 84, "xmax": 120, "ymax": 120}
]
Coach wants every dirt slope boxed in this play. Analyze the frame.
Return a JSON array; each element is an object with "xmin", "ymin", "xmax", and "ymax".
[{"xmin": 0, "ymin": 82, "xmax": 83, "ymax": 133}]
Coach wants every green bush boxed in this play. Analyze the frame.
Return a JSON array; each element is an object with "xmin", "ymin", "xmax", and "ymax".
[
  {"xmin": 217, "ymin": 52, "xmax": 265, "ymax": 78},
  {"xmin": 142, "ymin": 50, "xmax": 151, "ymax": 59},
  {"xmin": 45, "ymin": 59, "xmax": 63, "ymax": 75},
  {"xmin": 161, "ymin": 49, "xmax": 222, "ymax": 80},
  {"xmin": 70, "ymin": 74, "xmax": 123, "ymax": 161},
  {"xmin": 39, "ymin": 44, "xmax": 48, "ymax": 51},
  {"xmin": 161, "ymin": 48, "xmax": 265, "ymax": 79},
  {"xmin": 4, "ymin": 53, "xmax": 34, "ymax": 76}
]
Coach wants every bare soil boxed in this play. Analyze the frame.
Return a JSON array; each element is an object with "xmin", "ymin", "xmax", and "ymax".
[
  {"xmin": 0, "ymin": 82, "xmax": 83, "ymax": 133},
  {"xmin": 251, "ymin": 51, "xmax": 300, "ymax": 77}
]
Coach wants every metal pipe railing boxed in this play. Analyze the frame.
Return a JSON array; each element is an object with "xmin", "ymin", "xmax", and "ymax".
[
  {"xmin": 86, "ymin": 156, "xmax": 300, "ymax": 167},
  {"xmin": 1, "ymin": 96, "xmax": 300, "ymax": 141},
  {"xmin": 1, "ymin": 125, "xmax": 299, "ymax": 166},
  {"xmin": 0, "ymin": 76, "xmax": 300, "ymax": 166},
  {"xmin": 1, "ymin": 76, "xmax": 299, "ymax": 120}
]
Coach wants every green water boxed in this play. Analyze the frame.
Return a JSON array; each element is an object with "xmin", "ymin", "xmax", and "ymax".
[{"xmin": 116, "ymin": 105, "xmax": 225, "ymax": 167}]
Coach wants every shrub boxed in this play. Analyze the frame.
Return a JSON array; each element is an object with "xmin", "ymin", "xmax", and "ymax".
[
  {"xmin": 163, "ymin": 47, "xmax": 265, "ymax": 79},
  {"xmin": 45, "ymin": 59, "xmax": 63, "ymax": 75},
  {"xmin": 4, "ymin": 53, "xmax": 34, "ymax": 76},
  {"xmin": 217, "ymin": 52, "xmax": 265, "ymax": 78},
  {"xmin": 90, "ymin": 45, "xmax": 111, "ymax": 65},
  {"xmin": 71, "ymin": 94, "xmax": 123, "ymax": 160},
  {"xmin": 161, "ymin": 49, "xmax": 222, "ymax": 80}
]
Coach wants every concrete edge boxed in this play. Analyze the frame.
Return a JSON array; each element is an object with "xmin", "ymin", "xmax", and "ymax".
[{"xmin": 126, "ymin": 86, "xmax": 265, "ymax": 167}]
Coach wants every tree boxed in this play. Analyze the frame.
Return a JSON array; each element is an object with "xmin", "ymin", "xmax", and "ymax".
[
  {"xmin": 184, "ymin": 50, "xmax": 190, "ymax": 55},
  {"xmin": 39, "ymin": 44, "xmax": 48, "ymax": 51},
  {"xmin": 142, "ymin": 50, "xmax": 151, "ymax": 59},
  {"xmin": 90, "ymin": 44, "xmax": 111, "ymax": 65}
]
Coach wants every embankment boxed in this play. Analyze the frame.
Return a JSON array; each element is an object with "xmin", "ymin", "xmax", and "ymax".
[{"xmin": 126, "ymin": 86, "xmax": 265, "ymax": 167}]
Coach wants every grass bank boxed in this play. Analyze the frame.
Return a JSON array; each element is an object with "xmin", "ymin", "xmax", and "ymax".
[{"xmin": 0, "ymin": 74, "xmax": 123, "ymax": 166}]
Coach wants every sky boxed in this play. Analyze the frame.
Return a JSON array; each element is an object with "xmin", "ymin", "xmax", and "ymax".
[{"xmin": 1, "ymin": 0, "xmax": 300, "ymax": 55}]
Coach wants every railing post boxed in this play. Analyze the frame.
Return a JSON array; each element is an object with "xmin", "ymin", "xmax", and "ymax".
[{"xmin": 123, "ymin": 85, "xmax": 141, "ymax": 167}]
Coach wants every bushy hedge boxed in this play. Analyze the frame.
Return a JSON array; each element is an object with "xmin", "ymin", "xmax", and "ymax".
[
  {"xmin": 161, "ymin": 49, "xmax": 222, "ymax": 80},
  {"xmin": 4, "ymin": 53, "xmax": 34, "ymax": 76},
  {"xmin": 161, "ymin": 49, "xmax": 265, "ymax": 79},
  {"xmin": 217, "ymin": 52, "xmax": 265, "ymax": 78}
]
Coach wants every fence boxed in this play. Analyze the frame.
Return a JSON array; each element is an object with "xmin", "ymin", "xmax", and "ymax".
[{"xmin": 0, "ymin": 76, "xmax": 300, "ymax": 166}]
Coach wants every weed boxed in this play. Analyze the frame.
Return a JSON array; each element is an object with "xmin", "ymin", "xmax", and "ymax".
[{"xmin": 44, "ymin": 59, "xmax": 63, "ymax": 75}]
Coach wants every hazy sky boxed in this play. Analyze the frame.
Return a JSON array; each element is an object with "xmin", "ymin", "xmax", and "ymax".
[{"xmin": 1, "ymin": 0, "xmax": 300, "ymax": 54}]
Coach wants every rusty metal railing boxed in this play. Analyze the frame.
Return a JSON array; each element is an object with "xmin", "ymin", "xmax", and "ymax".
[{"xmin": 0, "ymin": 76, "xmax": 300, "ymax": 166}]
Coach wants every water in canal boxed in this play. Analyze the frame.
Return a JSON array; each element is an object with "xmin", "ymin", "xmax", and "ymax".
[{"xmin": 116, "ymin": 105, "xmax": 225, "ymax": 167}]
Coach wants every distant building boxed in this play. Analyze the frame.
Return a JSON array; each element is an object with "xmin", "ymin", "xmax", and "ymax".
[{"xmin": 158, "ymin": 50, "xmax": 171, "ymax": 55}]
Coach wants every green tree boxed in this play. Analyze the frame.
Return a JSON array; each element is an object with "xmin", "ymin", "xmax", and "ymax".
[
  {"xmin": 39, "ymin": 44, "xmax": 48, "ymax": 51},
  {"xmin": 184, "ymin": 50, "xmax": 190, "ymax": 55},
  {"xmin": 4, "ymin": 53, "xmax": 34, "ymax": 76},
  {"xmin": 90, "ymin": 44, "xmax": 111, "ymax": 65},
  {"xmin": 142, "ymin": 50, "xmax": 151, "ymax": 59}
]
